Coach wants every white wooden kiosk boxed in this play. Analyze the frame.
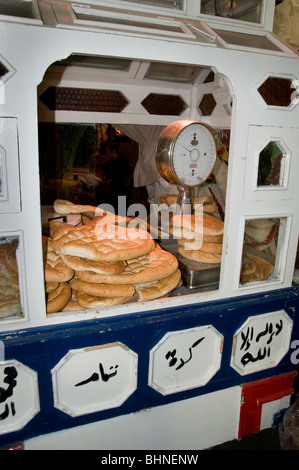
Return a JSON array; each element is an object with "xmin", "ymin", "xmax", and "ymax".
[{"xmin": 0, "ymin": 0, "xmax": 298, "ymax": 450}]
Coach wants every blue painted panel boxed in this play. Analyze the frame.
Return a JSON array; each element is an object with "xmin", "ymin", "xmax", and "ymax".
[{"xmin": 0, "ymin": 285, "xmax": 298, "ymax": 448}]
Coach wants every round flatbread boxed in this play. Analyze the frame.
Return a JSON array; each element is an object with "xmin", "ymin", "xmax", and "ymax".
[
  {"xmin": 61, "ymin": 290, "xmax": 82, "ymax": 311},
  {"xmin": 43, "ymin": 240, "xmax": 74, "ymax": 283},
  {"xmin": 46, "ymin": 282, "xmax": 71, "ymax": 314},
  {"xmin": 172, "ymin": 213, "xmax": 224, "ymax": 236},
  {"xmin": 75, "ymin": 244, "xmax": 178, "ymax": 285},
  {"xmin": 75, "ymin": 291, "xmax": 136, "ymax": 308},
  {"xmin": 61, "ymin": 254, "xmax": 126, "ymax": 275},
  {"xmin": 171, "ymin": 227, "xmax": 223, "ymax": 243},
  {"xmin": 178, "ymin": 238, "xmax": 223, "ymax": 253},
  {"xmin": 178, "ymin": 246, "xmax": 222, "ymax": 264},
  {"xmin": 136, "ymin": 269, "xmax": 181, "ymax": 301},
  {"xmin": 52, "ymin": 215, "xmax": 155, "ymax": 262},
  {"xmin": 45, "ymin": 281, "xmax": 59, "ymax": 293},
  {"xmin": 69, "ymin": 278, "xmax": 135, "ymax": 298},
  {"xmin": 53, "ymin": 199, "xmax": 100, "ymax": 215},
  {"xmin": 240, "ymin": 252, "xmax": 274, "ymax": 283}
]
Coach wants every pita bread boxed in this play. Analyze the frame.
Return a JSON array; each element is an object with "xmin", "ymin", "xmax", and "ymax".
[
  {"xmin": 160, "ymin": 194, "xmax": 217, "ymax": 213},
  {"xmin": 171, "ymin": 227, "xmax": 223, "ymax": 243},
  {"xmin": 172, "ymin": 213, "xmax": 224, "ymax": 236},
  {"xmin": 136, "ymin": 269, "xmax": 181, "ymax": 301},
  {"xmin": 45, "ymin": 281, "xmax": 59, "ymax": 293},
  {"xmin": 178, "ymin": 238, "xmax": 222, "ymax": 253},
  {"xmin": 53, "ymin": 199, "xmax": 100, "ymax": 215},
  {"xmin": 240, "ymin": 252, "xmax": 274, "ymax": 283},
  {"xmin": 52, "ymin": 215, "xmax": 155, "ymax": 262},
  {"xmin": 61, "ymin": 291, "xmax": 82, "ymax": 311},
  {"xmin": 43, "ymin": 237, "xmax": 74, "ymax": 283},
  {"xmin": 76, "ymin": 291, "xmax": 136, "ymax": 308},
  {"xmin": 61, "ymin": 254, "xmax": 126, "ymax": 275},
  {"xmin": 46, "ymin": 282, "xmax": 71, "ymax": 314},
  {"xmin": 75, "ymin": 244, "xmax": 178, "ymax": 285},
  {"xmin": 178, "ymin": 246, "xmax": 222, "ymax": 264},
  {"xmin": 69, "ymin": 278, "xmax": 135, "ymax": 298}
]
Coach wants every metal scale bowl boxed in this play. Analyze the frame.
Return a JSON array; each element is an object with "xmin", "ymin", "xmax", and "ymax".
[{"xmin": 155, "ymin": 120, "xmax": 220, "ymax": 290}]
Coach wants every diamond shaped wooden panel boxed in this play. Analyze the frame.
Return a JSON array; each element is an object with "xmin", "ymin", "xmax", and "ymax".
[
  {"xmin": 199, "ymin": 93, "xmax": 217, "ymax": 116},
  {"xmin": 39, "ymin": 86, "xmax": 129, "ymax": 112},
  {"xmin": 257, "ymin": 77, "xmax": 293, "ymax": 107},
  {"xmin": 141, "ymin": 93, "xmax": 187, "ymax": 115},
  {"xmin": 0, "ymin": 61, "xmax": 9, "ymax": 80}
]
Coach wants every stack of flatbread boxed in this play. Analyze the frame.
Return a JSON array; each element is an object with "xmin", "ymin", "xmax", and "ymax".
[
  {"xmin": 43, "ymin": 236, "xmax": 73, "ymax": 314},
  {"xmin": 171, "ymin": 213, "xmax": 224, "ymax": 264},
  {"xmin": 0, "ymin": 237, "xmax": 22, "ymax": 319},
  {"xmin": 43, "ymin": 203, "xmax": 181, "ymax": 313},
  {"xmin": 160, "ymin": 194, "xmax": 218, "ymax": 215}
]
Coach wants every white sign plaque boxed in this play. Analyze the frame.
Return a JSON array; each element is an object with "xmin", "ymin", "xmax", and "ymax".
[
  {"xmin": 231, "ymin": 310, "xmax": 293, "ymax": 375},
  {"xmin": 52, "ymin": 342, "xmax": 138, "ymax": 417},
  {"xmin": 149, "ymin": 326, "xmax": 223, "ymax": 396},
  {"xmin": 0, "ymin": 360, "xmax": 39, "ymax": 434}
]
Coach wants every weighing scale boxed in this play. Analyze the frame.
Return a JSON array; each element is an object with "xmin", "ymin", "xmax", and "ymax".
[{"xmin": 155, "ymin": 120, "xmax": 221, "ymax": 289}]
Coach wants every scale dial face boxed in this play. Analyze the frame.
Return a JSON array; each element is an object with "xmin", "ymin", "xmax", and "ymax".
[{"xmin": 156, "ymin": 121, "xmax": 217, "ymax": 188}]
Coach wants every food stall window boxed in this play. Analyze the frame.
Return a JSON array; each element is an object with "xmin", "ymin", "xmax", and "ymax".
[
  {"xmin": 257, "ymin": 140, "xmax": 287, "ymax": 187},
  {"xmin": 0, "ymin": 235, "xmax": 23, "ymax": 321},
  {"xmin": 0, "ymin": 1, "xmax": 35, "ymax": 19},
  {"xmin": 118, "ymin": 0, "xmax": 184, "ymax": 10},
  {"xmin": 144, "ymin": 63, "xmax": 200, "ymax": 84},
  {"xmin": 201, "ymin": 0, "xmax": 263, "ymax": 23},
  {"xmin": 240, "ymin": 216, "xmax": 288, "ymax": 286}
]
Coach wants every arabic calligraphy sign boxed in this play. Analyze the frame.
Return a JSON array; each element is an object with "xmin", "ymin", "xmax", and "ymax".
[
  {"xmin": 148, "ymin": 326, "xmax": 223, "ymax": 396},
  {"xmin": 51, "ymin": 343, "xmax": 138, "ymax": 417},
  {"xmin": 231, "ymin": 310, "xmax": 293, "ymax": 376},
  {"xmin": 0, "ymin": 360, "xmax": 39, "ymax": 434}
]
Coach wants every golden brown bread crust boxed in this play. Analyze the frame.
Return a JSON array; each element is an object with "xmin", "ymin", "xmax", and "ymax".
[
  {"xmin": 172, "ymin": 213, "xmax": 224, "ymax": 236},
  {"xmin": 178, "ymin": 246, "xmax": 222, "ymax": 264},
  {"xmin": 46, "ymin": 282, "xmax": 71, "ymax": 314},
  {"xmin": 240, "ymin": 252, "xmax": 274, "ymax": 283},
  {"xmin": 45, "ymin": 281, "xmax": 59, "ymax": 293},
  {"xmin": 61, "ymin": 254, "xmax": 126, "ymax": 274},
  {"xmin": 75, "ymin": 291, "xmax": 135, "ymax": 308},
  {"xmin": 53, "ymin": 199, "xmax": 99, "ymax": 215},
  {"xmin": 75, "ymin": 244, "xmax": 178, "ymax": 285},
  {"xmin": 160, "ymin": 194, "xmax": 217, "ymax": 214},
  {"xmin": 52, "ymin": 215, "xmax": 155, "ymax": 262},
  {"xmin": 178, "ymin": 238, "xmax": 223, "ymax": 253},
  {"xmin": 69, "ymin": 278, "xmax": 135, "ymax": 298},
  {"xmin": 136, "ymin": 269, "xmax": 181, "ymax": 301},
  {"xmin": 170, "ymin": 227, "xmax": 223, "ymax": 243},
  {"xmin": 43, "ymin": 236, "xmax": 74, "ymax": 283}
]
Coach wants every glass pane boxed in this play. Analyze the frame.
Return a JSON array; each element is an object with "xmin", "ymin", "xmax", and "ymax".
[
  {"xmin": 118, "ymin": 0, "xmax": 183, "ymax": 10},
  {"xmin": 213, "ymin": 30, "xmax": 281, "ymax": 52},
  {"xmin": 0, "ymin": 1, "xmax": 34, "ymax": 19},
  {"xmin": 201, "ymin": 0, "xmax": 262, "ymax": 23},
  {"xmin": 240, "ymin": 217, "xmax": 286, "ymax": 285},
  {"xmin": 145, "ymin": 63, "xmax": 201, "ymax": 83},
  {"xmin": 0, "ymin": 153, "xmax": 3, "ymax": 197},
  {"xmin": 74, "ymin": 8, "xmax": 184, "ymax": 33},
  {"xmin": 257, "ymin": 141, "xmax": 286, "ymax": 187},
  {"xmin": 0, "ymin": 236, "xmax": 23, "ymax": 320},
  {"xmin": 56, "ymin": 55, "xmax": 132, "ymax": 72}
]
